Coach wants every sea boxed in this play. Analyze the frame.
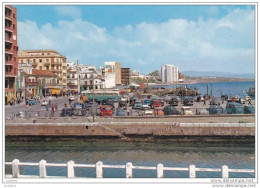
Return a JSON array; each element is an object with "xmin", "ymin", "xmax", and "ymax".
[
  {"xmin": 5, "ymin": 81, "xmax": 256, "ymax": 179},
  {"xmin": 151, "ymin": 81, "xmax": 255, "ymax": 98}
]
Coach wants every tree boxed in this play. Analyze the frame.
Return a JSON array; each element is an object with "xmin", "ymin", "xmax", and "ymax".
[{"xmin": 149, "ymin": 70, "xmax": 159, "ymax": 77}]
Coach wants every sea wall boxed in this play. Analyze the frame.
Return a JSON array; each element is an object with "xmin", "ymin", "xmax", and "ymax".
[{"xmin": 5, "ymin": 122, "xmax": 255, "ymax": 137}]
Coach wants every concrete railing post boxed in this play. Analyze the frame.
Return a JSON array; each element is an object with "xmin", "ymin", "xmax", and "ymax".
[
  {"xmin": 67, "ymin": 160, "xmax": 75, "ymax": 178},
  {"xmin": 222, "ymin": 165, "xmax": 229, "ymax": 178},
  {"xmin": 126, "ymin": 162, "xmax": 133, "ymax": 178},
  {"xmin": 39, "ymin": 160, "xmax": 47, "ymax": 178},
  {"xmin": 157, "ymin": 164, "xmax": 164, "ymax": 178},
  {"xmin": 189, "ymin": 164, "xmax": 196, "ymax": 178},
  {"xmin": 96, "ymin": 161, "xmax": 103, "ymax": 178},
  {"xmin": 12, "ymin": 159, "xmax": 20, "ymax": 178}
]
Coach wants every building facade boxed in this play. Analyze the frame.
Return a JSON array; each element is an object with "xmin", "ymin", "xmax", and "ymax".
[
  {"xmin": 161, "ymin": 64, "xmax": 179, "ymax": 83},
  {"xmin": 5, "ymin": 5, "xmax": 18, "ymax": 104},
  {"xmin": 104, "ymin": 62, "xmax": 122, "ymax": 88},
  {"xmin": 121, "ymin": 68, "xmax": 130, "ymax": 85},
  {"xmin": 18, "ymin": 50, "xmax": 67, "ymax": 87}
]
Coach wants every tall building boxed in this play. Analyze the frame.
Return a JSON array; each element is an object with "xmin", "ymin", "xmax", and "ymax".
[
  {"xmin": 18, "ymin": 50, "xmax": 67, "ymax": 87},
  {"xmin": 121, "ymin": 68, "xmax": 130, "ymax": 85},
  {"xmin": 161, "ymin": 64, "xmax": 179, "ymax": 83},
  {"xmin": 104, "ymin": 62, "xmax": 121, "ymax": 88},
  {"xmin": 5, "ymin": 5, "xmax": 18, "ymax": 104}
]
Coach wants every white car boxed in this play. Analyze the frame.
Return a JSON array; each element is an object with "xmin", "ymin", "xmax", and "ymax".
[
  {"xmin": 41, "ymin": 100, "xmax": 48, "ymax": 106},
  {"xmin": 69, "ymin": 96, "xmax": 75, "ymax": 101},
  {"xmin": 181, "ymin": 107, "xmax": 194, "ymax": 115},
  {"xmin": 139, "ymin": 106, "xmax": 153, "ymax": 116}
]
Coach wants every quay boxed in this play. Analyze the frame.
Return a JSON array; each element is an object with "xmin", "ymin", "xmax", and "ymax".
[
  {"xmin": 5, "ymin": 115, "xmax": 255, "ymax": 143},
  {"xmin": 5, "ymin": 159, "xmax": 255, "ymax": 178}
]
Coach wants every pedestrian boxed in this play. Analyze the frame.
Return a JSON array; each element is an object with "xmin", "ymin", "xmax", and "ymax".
[
  {"xmin": 45, "ymin": 105, "xmax": 49, "ymax": 111},
  {"xmin": 203, "ymin": 99, "xmax": 206, "ymax": 106},
  {"xmin": 55, "ymin": 103, "xmax": 58, "ymax": 111},
  {"xmin": 248, "ymin": 99, "xmax": 252, "ymax": 105},
  {"xmin": 51, "ymin": 104, "xmax": 55, "ymax": 117}
]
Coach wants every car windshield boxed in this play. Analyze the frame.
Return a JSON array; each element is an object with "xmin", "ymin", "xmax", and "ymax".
[{"xmin": 102, "ymin": 108, "xmax": 111, "ymax": 110}]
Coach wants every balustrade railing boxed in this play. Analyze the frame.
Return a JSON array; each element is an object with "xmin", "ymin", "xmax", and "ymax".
[{"xmin": 5, "ymin": 159, "xmax": 254, "ymax": 178}]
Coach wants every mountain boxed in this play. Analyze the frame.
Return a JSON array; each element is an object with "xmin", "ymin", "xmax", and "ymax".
[{"xmin": 182, "ymin": 71, "xmax": 255, "ymax": 79}]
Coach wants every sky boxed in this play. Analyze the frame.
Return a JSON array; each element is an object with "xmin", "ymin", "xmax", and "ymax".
[{"xmin": 14, "ymin": 5, "xmax": 255, "ymax": 75}]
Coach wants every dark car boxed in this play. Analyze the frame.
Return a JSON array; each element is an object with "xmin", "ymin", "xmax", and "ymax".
[
  {"xmin": 119, "ymin": 101, "xmax": 127, "ymax": 109},
  {"xmin": 102, "ymin": 100, "xmax": 114, "ymax": 108},
  {"xmin": 209, "ymin": 105, "xmax": 223, "ymax": 114},
  {"xmin": 86, "ymin": 101, "xmax": 99, "ymax": 110},
  {"xmin": 60, "ymin": 108, "xmax": 73, "ymax": 117},
  {"xmin": 116, "ymin": 108, "xmax": 126, "ymax": 116},
  {"xmin": 163, "ymin": 106, "xmax": 180, "ymax": 115},
  {"xmin": 169, "ymin": 97, "xmax": 179, "ymax": 106},
  {"xmin": 244, "ymin": 105, "xmax": 255, "ymax": 114},
  {"xmin": 226, "ymin": 102, "xmax": 244, "ymax": 114},
  {"xmin": 183, "ymin": 98, "xmax": 193, "ymax": 106}
]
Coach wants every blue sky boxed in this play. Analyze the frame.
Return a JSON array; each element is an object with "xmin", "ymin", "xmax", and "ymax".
[{"xmin": 14, "ymin": 5, "xmax": 255, "ymax": 75}]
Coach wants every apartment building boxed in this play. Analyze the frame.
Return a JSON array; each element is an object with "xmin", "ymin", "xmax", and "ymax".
[
  {"xmin": 104, "ymin": 61, "xmax": 122, "ymax": 88},
  {"xmin": 5, "ymin": 5, "xmax": 18, "ymax": 104},
  {"xmin": 18, "ymin": 50, "xmax": 67, "ymax": 86},
  {"xmin": 121, "ymin": 68, "xmax": 130, "ymax": 85},
  {"xmin": 161, "ymin": 64, "xmax": 179, "ymax": 83}
]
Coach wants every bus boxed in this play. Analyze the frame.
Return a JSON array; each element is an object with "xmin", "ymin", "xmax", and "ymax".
[{"xmin": 81, "ymin": 89, "xmax": 121, "ymax": 101}]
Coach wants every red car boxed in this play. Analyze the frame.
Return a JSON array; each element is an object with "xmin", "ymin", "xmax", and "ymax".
[
  {"xmin": 100, "ymin": 105, "xmax": 113, "ymax": 116},
  {"xmin": 152, "ymin": 100, "xmax": 162, "ymax": 108}
]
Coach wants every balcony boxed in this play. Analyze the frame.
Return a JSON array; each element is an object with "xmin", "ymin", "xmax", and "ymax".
[
  {"xmin": 26, "ymin": 82, "xmax": 39, "ymax": 87},
  {"xmin": 5, "ymin": 26, "xmax": 13, "ymax": 33},
  {"xmin": 44, "ymin": 62, "xmax": 50, "ymax": 66},
  {"xmin": 5, "ymin": 15, "xmax": 12, "ymax": 22},
  {"xmin": 32, "ymin": 62, "xmax": 37, "ymax": 67},
  {"xmin": 52, "ymin": 69, "xmax": 62, "ymax": 73},
  {"xmin": 5, "ymin": 61, "xmax": 13, "ymax": 66},
  {"xmin": 52, "ymin": 62, "xmax": 62, "ymax": 66}
]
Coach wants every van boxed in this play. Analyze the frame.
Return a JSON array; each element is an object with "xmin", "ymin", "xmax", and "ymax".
[{"xmin": 226, "ymin": 102, "xmax": 244, "ymax": 114}]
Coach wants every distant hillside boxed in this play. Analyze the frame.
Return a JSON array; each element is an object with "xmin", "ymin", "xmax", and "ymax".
[{"xmin": 182, "ymin": 71, "xmax": 255, "ymax": 79}]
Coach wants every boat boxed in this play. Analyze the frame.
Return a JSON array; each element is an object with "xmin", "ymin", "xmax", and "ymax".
[{"xmin": 247, "ymin": 87, "xmax": 255, "ymax": 97}]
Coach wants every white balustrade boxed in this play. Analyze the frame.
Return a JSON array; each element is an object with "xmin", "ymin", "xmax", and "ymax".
[{"xmin": 5, "ymin": 159, "xmax": 254, "ymax": 178}]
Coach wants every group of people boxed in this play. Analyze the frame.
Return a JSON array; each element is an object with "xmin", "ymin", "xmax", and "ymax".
[{"xmin": 45, "ymin": 102, "xmax": 58, "ymax": 117}]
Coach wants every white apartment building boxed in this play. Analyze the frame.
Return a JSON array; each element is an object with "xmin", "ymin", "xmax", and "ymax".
[
  {"xmin": 161, "ymin": 64, "xmax": 179, "ymax": 83},
  {"xmin": 104, "ymin": 61, "xmax": 121, "ymax": 88}
]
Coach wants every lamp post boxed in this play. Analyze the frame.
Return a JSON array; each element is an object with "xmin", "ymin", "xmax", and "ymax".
[
  {"xmin": 77, "ymin": 60, "xmax": 80, "ymax": 102},
  {"xmin": 92, "ymin": 75, "xmax": 95, "ymax": 122}
]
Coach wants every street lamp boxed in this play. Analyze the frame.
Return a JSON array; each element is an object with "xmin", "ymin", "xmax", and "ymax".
[{"xmin": 92, "ymin": 75, "xmax": 95, "ymax": 122}]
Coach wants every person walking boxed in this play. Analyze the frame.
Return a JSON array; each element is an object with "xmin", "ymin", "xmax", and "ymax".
[
  {"xmin": 248, "ymin": 98, "xmax": 252, "ymax": 105},
  {"xmin": 51, "ymin": 104, "xmax": 55, "ymax": 117},
  {"xmin": 203, "ymin": 99, "xmax": 206, "ymax": 106},
  {"xmin": 55, "ymin": 103, "xmax": 58, "ymax": 111}
]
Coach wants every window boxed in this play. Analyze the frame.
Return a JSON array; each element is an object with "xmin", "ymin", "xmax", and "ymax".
[
  {"xmin": 21, "ymin": 59, "xmax": 23, "ymax": 64},
  {"xmin": 42, "ymin": 53, "xmax": 44, "ymax": 55},
  {"xmin": 46, "ymin": 59, "xmax": 49, "ymax": 63},
  {"xmin": 13, "ymin": 24, "xmax": 15, "ymax": 30},
  {"xmin": 39, "ymin": 66, "xmax": 42, "ymax": 70},
  {"xmin": 46, "ymin": 66, "xmax": 49, "ymax": 70},
  {"xmin": 33, "ymin": 59, "xmax": 36, "ymax": 63},
  {"xmin": 5, "ymin": 79, "xmax": 8, "ymax": 89},
  {"xmin": 39, "ymin": 59, "xmax": 42, "ymax": 63}
]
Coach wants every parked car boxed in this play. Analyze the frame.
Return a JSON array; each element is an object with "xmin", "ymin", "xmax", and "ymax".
[
  {"xmin": 143, "ymin": 98, "xmax": 151, "ymax": 106},
  {"xmin": 74, "ymin": 102, "xmax": 85, "ymax": 109},
  {"xmin": 69, "ymin": 96, "xmax": 75, "ymax": 101},
  {"xmin": 100, "ymin": 105, "xmax": 113, "ymax": 116},
  {"xmin": 119, "ymin": 101, "xmax": 127, "ymax": 110},
  {"xmin": 28, "ymin": 99, "xmax": 36, "ymax": 105},
  {"xmin": 226, "ymin": 102, "xmax": 244, "ymax": 114},
  {"xmin": 60, "ymin": 108, "xmax": 73, "ymax": 117},
  {"xmin": 196, "ymin": 108, "xmax": 209, "ymax": 115},
  {"xmin": 183, "ymin": 98, "xmax": 193, "ymax": 106},
  {"xmin": 86, "ymin": 101, "xmax": 99, "ymax": 110},
  {"xmin": 209, "ymin": 105, "xmax": 223, "ymax": 115},
  {"xmin": 151, "ymin": 100, "xmax": 162, "ymax": 109},
  {"xmin": 244, "ymin": 105, "xmax": 255, "ymax": 114},
  {"xmin": 133, "ymin": 100, "xmax": 143, "ymax": 109},
  {"xmin": 139, "ymin": 105, "xmax": 153, "ymax": 116},
  {"xmin": 209, "ymin": 98, "xmax": 221, "ymax": 105},
  {"xmin": 116, "ymin": 108, "xmax": 126, "ymax": 116},
  {"xmin": 41, "ymin": 100, "xmax": 48, "ymax": 106},
  {"xmin": 154, "ymin": 107, "xmax": 164, "ymax": 116},
  {"xmin": 169, "ymin": 97, "xmax": 179, "ymax": 106},
  {"xmin": 163, "ymin": 106, "xmax": 180, "ymax": 115},
  {"xmin": 102, "ymin": 99, "xmax": 114, "ymax": 108},
  {"xmin": 72, "ymin": 108, "xmax": 87, "ymax": 116},
  {"xmin": 181, "ymin": 107, "xmax": 194, "ymax": 115}
]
